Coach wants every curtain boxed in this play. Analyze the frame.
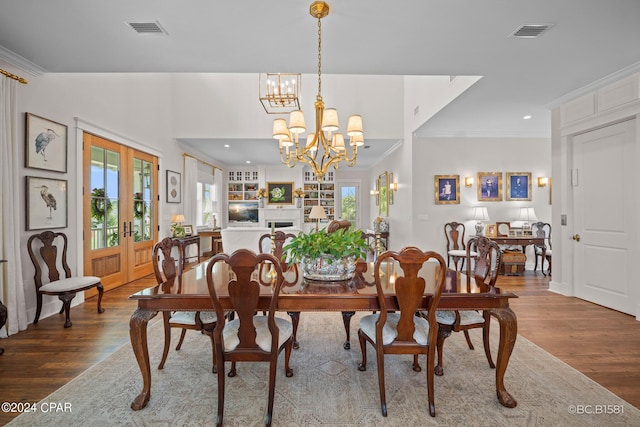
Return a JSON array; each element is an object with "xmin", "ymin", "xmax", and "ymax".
[
  {"xmin": 0, "ymin": 76, "xmax": 28, "ymax": 337},
  {"xmin": 183, "ymin": 156, "xmax": 198, "ymax": 226}
]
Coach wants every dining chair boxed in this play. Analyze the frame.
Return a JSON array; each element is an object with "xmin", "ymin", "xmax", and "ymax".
[
  {"xmin": 357, "ymin": 246, "xmax": 446, "ymax": 417},
  {"xmin": 444, "ymin": 221, "xmax": 477, "ymax": 271},
  {"xmin": 531, "ymin": 221, "xmax": 552, "ymax": 275},
  {"xmin": 258, "ymin": 230, "xmax": 299, "ymax": 286},
  {"xmin": 153, "ymin": 237, "xmax": 217, "ymax": 371},
  {"xmin": 206, "ymin": 249, "xmax": 294, "ymax": 427},
  {"xmin": 27, "ymin": 231, "xmax": 104, "ymax": 328},
  {"xmin": 435, "ymin": 236, "xmax": 502, "ymax": 375}
]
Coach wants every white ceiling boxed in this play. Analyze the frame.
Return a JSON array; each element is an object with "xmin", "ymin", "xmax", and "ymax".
[{"xmin": 1, "ymin": 0, "xmax": 639, "ymax": 168}]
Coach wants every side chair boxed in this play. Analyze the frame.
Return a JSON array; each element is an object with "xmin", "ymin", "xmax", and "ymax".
[
  {"xmin": 357, "ymin": 247, "xmax": 447, "ymax": 417},
  {"xmin": 531, "ymin": 221, "xmax": 552, "ymax": 275},
  {"xmin": 27, "ymin": 231, "xmax": 104, "ymax": 328},
  {"xmin": 444, "ymin": 221, "xmax": 478, "ymax": 271},
  {"xmin": 152, "ymin": 237, "xmax": 217, "ymax": 371},
  {"xmin": 206, "ymin": 249, "xmax": 294, "ymax": 427},
  {"xmin": 435, "ymin": 236, "xmax": 502, "ymax": 375}
]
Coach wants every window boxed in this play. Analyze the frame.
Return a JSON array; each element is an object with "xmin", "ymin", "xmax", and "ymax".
[{"xmin": 196, "ymin": 166, "xmax": 216, "ymax": 228}]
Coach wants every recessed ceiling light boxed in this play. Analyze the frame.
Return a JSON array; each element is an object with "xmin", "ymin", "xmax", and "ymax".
[
  {"xmin": 224, "ymin": 144, "xmax": 230, "ymax": 148},
  {"xmin": 523, "ymin": 115, "xmax": 532, "ymax": 120},
  {"xmin": 246, "ymin": 160, "xmax": 251, "ymax": 164}
]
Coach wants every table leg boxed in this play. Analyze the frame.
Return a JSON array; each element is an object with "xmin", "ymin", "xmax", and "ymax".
[
  {"xmin": 130, "ymin": 308, "xmax": 158, "ymax": 410},
  {"xmin": 342, "ymin": 311, "xmax": 355, "ymax": 350},
  {"xmin": 287, "ymin": 311, "xmax": 300, "ymax": 349},
  {"xmin": 490, "ymin": 307, "xmax": 518, "ymax": 408}
]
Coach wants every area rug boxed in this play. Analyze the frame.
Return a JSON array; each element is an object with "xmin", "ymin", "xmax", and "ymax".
[{"xmin": 7, "ymin": 312, "xmax": 640, "ymax": 426}]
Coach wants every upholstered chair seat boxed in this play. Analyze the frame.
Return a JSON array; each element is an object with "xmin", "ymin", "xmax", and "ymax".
[
  {"xmin": 169, "ymin": 311, "xmax": 217, "ymax": 326},
  {"xmin": 39, "ymin": 276, "xmax": 101, "ymax": 293},
  {"xmin": 359, "ymin": 312, "xmax": 431, "ymax": 346},
  {"xmin": 436, "ymin": 310, "xmax": 484, "ymax": 326},
  {"xmin": 222, "ymin": 316, "xmax": 293, "ymax": 352}
]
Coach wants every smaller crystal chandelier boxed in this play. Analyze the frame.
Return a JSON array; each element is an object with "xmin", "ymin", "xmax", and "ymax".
[
  {"xmin": 272, "ymin": 1, "xmax": 364, "ymax": 182},
  {"xmin": 259, "ymin": 73, "xmax": 301, "ymax": 114}
]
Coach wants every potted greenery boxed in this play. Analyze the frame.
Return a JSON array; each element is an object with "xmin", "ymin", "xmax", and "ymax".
[{"xmin": 283, "ymin": 228, "xmax": 369, "ymax": 281}]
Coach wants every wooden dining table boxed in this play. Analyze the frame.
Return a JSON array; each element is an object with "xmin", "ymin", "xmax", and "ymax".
[{"xmin": 129, "ymin": 259, "xmax": 519, "ymax": 411}]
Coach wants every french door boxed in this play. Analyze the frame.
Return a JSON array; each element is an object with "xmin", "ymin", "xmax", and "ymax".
[{"xmin": 82, "ymin": 132, "xmax": 158, "ymax": 294}]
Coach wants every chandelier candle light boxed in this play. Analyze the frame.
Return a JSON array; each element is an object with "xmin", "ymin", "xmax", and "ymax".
[{"xmin": 272, "ymin": 1, "xmax": 364, "ymax": 182}]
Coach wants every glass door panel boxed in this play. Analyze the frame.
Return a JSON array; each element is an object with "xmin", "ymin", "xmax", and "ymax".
[{"xmin": 90, "ymin": 146, "xmax": 121, "ymax": 249}]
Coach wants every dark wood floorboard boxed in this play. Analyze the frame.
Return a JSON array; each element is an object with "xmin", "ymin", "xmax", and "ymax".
[{"xmin": 1, "ymin": 271, "xmax": 639, "ymax": 424}]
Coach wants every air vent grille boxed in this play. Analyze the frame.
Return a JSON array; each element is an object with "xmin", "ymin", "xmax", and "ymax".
[
  {"xmin": 126, "ymin": 21, "xmax": 167, "ymax": 35},
  {"xmin": 511, "ymin": 24, "xmax": 554, "ymax": 38}
]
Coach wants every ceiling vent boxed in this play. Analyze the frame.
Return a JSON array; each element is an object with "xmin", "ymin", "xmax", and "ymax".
[
  {"xmin": 510, "ymin": 24, "xmax": 554, "ymax": 39},
  {"xmin": 126, "ymin": 21, "xmax": 167, "ymax": 35}
]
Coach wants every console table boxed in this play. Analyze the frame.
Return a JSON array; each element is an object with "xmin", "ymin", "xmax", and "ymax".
[
  {"xmin": 199, "ymin": 229, "xmax": 223, "ymax": 257},
  {"xmin": 173, "ymin": 235, "xmax": 201, "ymax": 270},
  {"xmin": 487, "ymin": 236, "xmax": 545, "ymax": 273}
]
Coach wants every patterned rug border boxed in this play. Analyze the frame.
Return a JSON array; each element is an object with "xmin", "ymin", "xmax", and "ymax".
[{"xmin": 7, "ymin": 312, "xmax": 640, "ymax": 426}]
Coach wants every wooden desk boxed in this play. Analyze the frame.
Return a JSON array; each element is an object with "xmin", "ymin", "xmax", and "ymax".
[
  {"xmin": 199, "ymin": 229, "xmax": 222, "ymax": 257},
  {"xmin": 129, "ymin": 260, "xmax": 518, "ymax": 411},
  {"xmin": 172, "ymin": 235, "xmax": 200, "ymax": 270},
  {"xmin": 487, "ymin": 236, "xmax": 545, "ymax": 266}
]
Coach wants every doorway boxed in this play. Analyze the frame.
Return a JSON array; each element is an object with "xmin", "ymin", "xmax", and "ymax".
[
  {"xmin": 82, "ymin": 132, "xmax": 158, "ymax": 294},
  {"xmin": 335, "ymin": 182, "xmax": 360, "ymax": 229}
]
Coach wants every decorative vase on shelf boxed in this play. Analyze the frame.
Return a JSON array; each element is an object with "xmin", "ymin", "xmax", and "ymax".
[{"xmin": 373, "ymin": 217, "xmax": 389, "ymax": 233}]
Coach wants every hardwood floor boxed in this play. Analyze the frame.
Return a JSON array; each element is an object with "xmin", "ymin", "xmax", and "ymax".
[{"xmin": 1, "ymin": 271, "xmax": 639, "ymax": 424}]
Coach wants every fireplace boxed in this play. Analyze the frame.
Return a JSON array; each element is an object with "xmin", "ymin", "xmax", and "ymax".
[{"xmin": 267, "ymin": 221, "xmax": 294, "ymax": 229}]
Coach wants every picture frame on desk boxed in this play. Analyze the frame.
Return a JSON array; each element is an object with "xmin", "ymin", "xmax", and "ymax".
[
  {"xmin": 496, "ymin": 221, "xmax": 510, "ymax": 237},
  {"xmin": 183, "ymin": 225, "xmax": 193, "ymax": 236},
  {"xmin": 486, "ymin": 224, "xmax": 497, "ymax": 238}
]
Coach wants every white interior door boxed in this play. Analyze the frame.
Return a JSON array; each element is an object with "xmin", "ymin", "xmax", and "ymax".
[{"xmin": 572, "ymin": 119, "xmax": 637, "ymax": 315}]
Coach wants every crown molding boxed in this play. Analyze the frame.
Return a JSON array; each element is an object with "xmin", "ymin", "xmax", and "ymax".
[
  {"xmin": 0, "ymin": 45, "xmax": 47, "ymax": 76},
  {"xmin": 547, "ymin": 61, "xmax": 640, "ymax": 109}
]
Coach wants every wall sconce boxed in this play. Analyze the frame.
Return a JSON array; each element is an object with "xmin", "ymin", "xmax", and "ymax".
[
  {"xmin": 537, "ymin": 177, "xmax": 549, "ymax": 187},
  {"xmin": 465, "ymin": 177, "xmax": 473, "ymax": 187}
]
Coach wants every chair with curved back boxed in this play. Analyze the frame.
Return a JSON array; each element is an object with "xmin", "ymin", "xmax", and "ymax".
[
  {"xmin": 326, "ymin": 219, "xmax": 351, "ymax": 233},
  {"xmin": 357, "ymin": 247, "xmax": 447, "ymax": 417},
  {"xmin": 435, "ymin": 235, "xmax": 502, "ymax": 375},
  {"xmin": 153, "ymin": 237, "xmax": 217, "ymax": 371},
  {"xmin": 27, "ymin": 231, "xmax": 104, "ymax": 328},
  {"xmin": 206, "ymin": 249, "xmax": 294, "ymax": 427},
  {"xmin": 258, "ymin": 230, "xmax": 301, "ymax": 348},
  {"xmin": 531, "ymin": 221, "xmax": 552, "ymax": 275},
  {"xmin": 444, "ymin": 221, "xmax": 477, "ymax": 271}
]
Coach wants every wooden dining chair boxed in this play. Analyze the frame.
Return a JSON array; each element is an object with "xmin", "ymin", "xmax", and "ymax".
[
  {"xmin": 357, "ymin": 247, "xmax": 446, "ymax": 417},
  {"xmin": 444, "ymin": 221, "xmax": 477, "ymax": 271},
  {"xmin": 258, "ymin": 230, "xmax": 299, "ymax": 286},
  {"xmin": 531, "ymin": 221, "xmax": 552, "ymax": 275},
  {"xmin": 27, "ymin": 231, "xmax": 104, "ymax": 328},
  {"xmin": 206, "ymin": 249, "xmax": 294, "ymax": 427},
  {"xmin": 435, "ymin": 236, "xmax": 502, "ymax": 375},
  {"xmin": 153, "ymin": 237, "xmax": 217, "ymax": 371}
]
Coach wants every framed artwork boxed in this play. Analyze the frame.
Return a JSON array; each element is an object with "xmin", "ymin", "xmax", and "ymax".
[
  {"xmin": 166, "ymin": 170, "xmax": 181, "ymax": 203},
  {"xmin": 486, "ymin": 224, "xmax": 497, "ymax": 238},
  {"xmin": 378, "ymin": 172, "xmax": 389, "ymax": 216},
  {"xmin": 266, "ymin": 182, "xmax": 294, "ymax": 204},
  {"xmin": 496, "ymin": 221, "xmax": 511, "ymax": 237},
  {"xmin": 26, "ymin": 176, "xmax": 68, "ymax": 230},
  {"xmin": 25, "ymin": 113, "xmax": 68, "ymax": 173},
  {"xmin": 506, "ymin": 172, "xmax": 532, "ymax": 201},
  {"xmin": 477, "ymin": 172, "xmax": 502, "ymax": 202},
  {"xmin": 434, "ymin": 175, "xmax": 460, "ymax": 205},
  {"xmin": 183, "ymin": 225, "xmax": 194, "ymax": 236}
]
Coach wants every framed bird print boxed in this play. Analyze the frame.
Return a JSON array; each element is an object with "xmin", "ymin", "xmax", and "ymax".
[
  {"xmin": 26, "ymin": 176, "xmax": 68, "ymax": 230},
  {"xmin": 25, "ymin": 113, "xmax": 68, "ymax": 173}
]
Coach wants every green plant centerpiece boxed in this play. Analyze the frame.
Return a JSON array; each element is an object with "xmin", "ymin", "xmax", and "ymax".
[{"xmin": 283, "ymin": 228, "xmax": 368, "ymax": 281}]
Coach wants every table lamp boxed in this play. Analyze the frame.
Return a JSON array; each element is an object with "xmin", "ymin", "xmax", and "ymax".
[
  {"xmin": 472, "ymin": 206, "xmax": 490, "ymax": 235},
  {"xmin": 171, "ymin": 213, "xmax": 185, "ymax": 225},
  {"xmin": 309, "ymin": 205, "xmax": 327, "ymax": 231},
  {"xmin": 518, "ymin": 207, "xmax": 538, "ymax": 233}
]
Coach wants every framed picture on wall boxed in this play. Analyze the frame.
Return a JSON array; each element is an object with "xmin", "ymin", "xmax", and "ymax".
[
  {"xmin": 477, "ymin": 172, "xmax": 502, "ymax": 202},
  {"xmin": 506, "ymin": 172, "xmax": 532, "ymax": 201},
  {"xmin": 434, "ymin": 175, "xmax": 460, "ymax": 205},
  {"xmin": 26, "ymin": 176, "xmax": 68, "ymax": 230},
  {"xmin": 166, "ymin": 170, "xmax": 181, "ymax": 203},
  {"xmin": 25, "ymin": 113, "xmax": 68, "ymax": 173},
  {"xmin": 267, "ymin": 182, "xmax": 294, "ymax": 204}
]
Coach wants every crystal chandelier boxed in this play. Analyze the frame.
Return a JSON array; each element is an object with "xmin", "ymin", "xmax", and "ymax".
[{"xmin": 272, "ymin": 1, "xmax": 364, "ymax": 182}]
